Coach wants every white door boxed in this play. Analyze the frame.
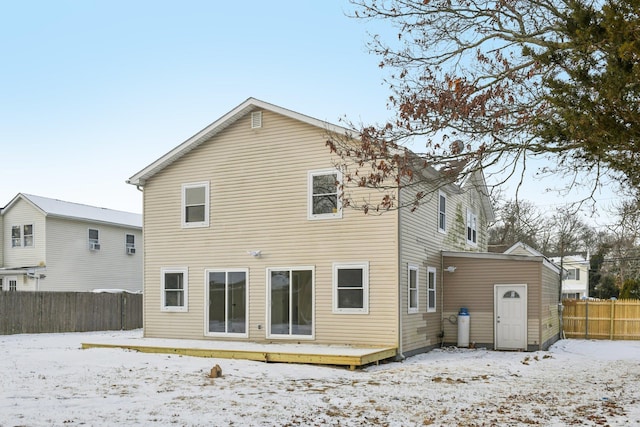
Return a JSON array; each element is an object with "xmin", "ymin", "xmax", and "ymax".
[{"xmin": 495, "ymin": 284, "xmax": 527, "ymax": 350}]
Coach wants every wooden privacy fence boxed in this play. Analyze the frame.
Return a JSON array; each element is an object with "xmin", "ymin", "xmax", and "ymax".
[
  {"xmin": 563, "ymin": 299, "xmax": 640, "ymax": 340},
  {"xmin": 0, "ymin": 291, "xmax": 142, "ymax": 335}
]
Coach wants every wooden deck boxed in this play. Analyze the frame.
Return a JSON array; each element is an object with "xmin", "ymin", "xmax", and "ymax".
[{"xmin": 81, "ymin": 336, "xmax": 397, "ymax": 370}]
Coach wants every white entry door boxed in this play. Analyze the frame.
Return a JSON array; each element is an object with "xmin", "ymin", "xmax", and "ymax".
[{"xmin": 494, "ymin": 284, "xmax": 527, "ymax": 350}]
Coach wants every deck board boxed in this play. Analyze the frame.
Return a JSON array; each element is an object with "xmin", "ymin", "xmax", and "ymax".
[{"xmin": 81, "ymin": 337, "xmax": 397, "ymax": 369}]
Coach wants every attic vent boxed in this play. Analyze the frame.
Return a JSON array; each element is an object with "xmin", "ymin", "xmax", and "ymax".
[{"xmin": 251, "ymin": 111, "xmax": 262, "ymax": 129}]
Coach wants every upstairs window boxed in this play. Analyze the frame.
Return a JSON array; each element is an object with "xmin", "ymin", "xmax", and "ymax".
[
  {"xmin": 438, "ymin": 192, "xmax": 447, "ymax": 233},
  {"xmin": 566, "ymin": 268, "xmax": 580, "ymax": 280},
  {"xmin": 11, "ymin": 226, "xmax": 21, "ymax": 247},
  {"xmin": 182, "ymin": 182, "xmax": 210, "ymax": 228},
  {"xmin": 89, "ymin": 228, "xmax": 100, "ymax": 250},
  {"xmin": 308, "ymin": 170, "xmax": 342, "ymax": 220},
  {"xmin": 126, "ymin": 234, "xmax": 136, "ymax": 254},
  {"xmin": 466, "ymin": 209, "xmax": 477, "ymax": 245},
  {"xmin": 23, "ymin": 224, "xmax": 33, "ymax": 247}
]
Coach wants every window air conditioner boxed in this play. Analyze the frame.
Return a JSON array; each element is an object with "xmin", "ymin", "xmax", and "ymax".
[
  {"xmin": 90, "ymin": 242, "xmax": 101, "ymax": 250},
  {"xmin": 127, "ymin": 247, "xmax": 136, "ymax": 255}
]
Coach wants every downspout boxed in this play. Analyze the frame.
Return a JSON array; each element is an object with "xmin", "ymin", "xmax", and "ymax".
[
  {"xmin": 397, "ymin": 208, "xmax": 405, "ymax": 360},
  {"xmin": 440, "ymin": 251, "xmax": 445, "ymax": 346}
]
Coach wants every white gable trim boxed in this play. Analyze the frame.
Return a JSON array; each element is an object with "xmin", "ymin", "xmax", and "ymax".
[{"xmin": 127, "ymin": 98, "xmax": 354, "ymax": 186}]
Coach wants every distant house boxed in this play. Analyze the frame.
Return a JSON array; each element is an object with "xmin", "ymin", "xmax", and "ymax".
[
  {"xmin": 124, "ymin": 97, "xmax": 561, "ymax": 360},
  {"xmin": 0, "ymin": 193, "xmax": 142, "ymax": 293},
  {"xmin": 549, "ymin": 254, "xmax": 590, "ymax": 299}
]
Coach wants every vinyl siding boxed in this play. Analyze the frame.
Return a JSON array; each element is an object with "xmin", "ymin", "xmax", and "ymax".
[
  {"xmin": 142, "ymin": 110, "xmax": 399, "ymax": 346},
  {"xmin": 0, "ymin": 214, "xmax": 4, "ymax": 265},
  {"xmin": 442, "ymin": 254, "xmax": 545, "ymax": 348},
  {"xmin": 2, "ymin": 198, "xmax": 47, "ymax": 270},
  {"xmin": 1, "ymin": 198, "xmax": 142, "ymax": 292},
  {"xmin": 43, "ymin": 217, "xmax": 143, "ymax": 292},
  {"xmin": 541, "ymin": 264, "xmax": 561, "ymax": 347},
  {"xmin": 398, "ymin": 180, "xmax": 490, "ymax": 353}
]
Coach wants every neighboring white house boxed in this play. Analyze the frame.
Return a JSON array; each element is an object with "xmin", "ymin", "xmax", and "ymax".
[
  {"xmin": 549, "ymin": 254, "xmax": 590, "ymax": 299},
  {"xmin": 505, "ymin": 243, "xmax": 589, "ymax": 300},
  {"xmin": 0, "ymin": 193, "xmax": 143, "ymax": 292}
]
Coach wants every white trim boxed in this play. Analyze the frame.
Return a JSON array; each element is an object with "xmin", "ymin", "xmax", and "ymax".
[
  {"xmin": 204, "ymin": 268, "xmax": 249, "ymax": 338},
  {"xmin": 308, "ymin": 169, "xmax": 343, "ymax": 220},
  {"xmin": 127, "ymin": 97, "xmax": 354, "ymax": 186},
  {"xmin": 332, "ymin": 262, "xmax": 369, "ymax": 314},
  {"xmin": 181, "ymin": 181, "xmax": 210, "ymax": 228},
  {"xmin": 408, "ymin": 265, "xmax": 419, "ymax": 314},
  {"xmin": 427, "ymin": 266, "xmax": 437, "ymax": 313},
  {"xmin": 161, "ymin": 267, "xmax": 189, "ymax": 312},
  {"xmin": 266, "ymin": 266, "xmax": 315, "ymax": 340},
  {"xmin": 437, "ymin": 191, "xmax": 447, "ymax": 233}
]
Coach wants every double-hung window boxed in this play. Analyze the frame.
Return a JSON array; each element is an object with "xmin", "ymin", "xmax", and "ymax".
[
  {"xmin": 308, "ymin": 169, "xmax": 342, "ymax": 220},
  {"xmin": 427, "ymin": 267, "xmax": 437, "ymax": 312},
  {"xmin": 182, "ymin": 182, "xmax": 210, "ymax": 228},
  {"xmin": 438, "ymin": 192, "xmax": 447, "ymax": 233},
  {"xmin": 408, "ymin": 265, "xmax": 419, "ymax": 313},
  {"xmin": 125, "ymin": 234, "xmax": 135, "ymax": 254},
  {"xmin": 88, "ymin": 228, "xmax": 100, "ymax": 250},
  {"xmin": 161, "ymin": 267, "xmax": 188, "ymax": 312},
  {"xmin": 466, "ymin": 209, "xmax": 477, "ymax": 245},
  {"xmin": 11, "ymin": 226, "xmax": 21, "ymax": 247},
  {"xmin": 23, "ymin": 225, "xmax": 33, "ymax": 247},
  {"xmin": 566, "ymin": 268, "xmax": 580, "ymax": 280},
  {"xmin": 333, "ymin": 262, "xmax": 369, "ymax": 314}
]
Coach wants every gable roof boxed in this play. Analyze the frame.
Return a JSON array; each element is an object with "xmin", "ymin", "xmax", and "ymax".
[
  {"xmin": 127, "ymin": 97, "xmax": 353, "ymax": 186},
  {"xmin": 504, "ymin": 241, "xmax": 545, "ymax": 257},
  {"xmin": 2, "ymin": 193, "xmax": 142, "ymax": 228}
]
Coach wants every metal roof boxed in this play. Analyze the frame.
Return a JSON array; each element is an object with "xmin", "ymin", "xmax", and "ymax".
[{"xmin": 4, "ymin": 193, "xmax": 142, "ymax": 228}]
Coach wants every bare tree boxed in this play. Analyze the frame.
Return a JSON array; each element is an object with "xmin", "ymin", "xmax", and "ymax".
[{"xmin": 329, "ymin": 0, "xmax": 640, "ymax": 212}]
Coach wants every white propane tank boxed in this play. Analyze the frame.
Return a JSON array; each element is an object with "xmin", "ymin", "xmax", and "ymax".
[{"xmin": 457, "ymin": 307, "xmax": 470, "ymax": 347}]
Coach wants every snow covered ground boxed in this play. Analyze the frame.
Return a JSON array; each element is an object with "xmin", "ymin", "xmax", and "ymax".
[{"xmin": 1, "ymin": 330, "xmax": 639, "ymax": 426}]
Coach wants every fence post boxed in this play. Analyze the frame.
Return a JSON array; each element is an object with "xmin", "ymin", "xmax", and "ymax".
[
  {"xmin": 585, "ymin": 299, "xmax": 589, "ymax": 339},
  {"xmin": 610, "ymin": 299, "xmax": 615, "ymax": 340}
]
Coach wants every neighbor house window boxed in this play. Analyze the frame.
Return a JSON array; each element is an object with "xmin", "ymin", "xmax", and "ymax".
[
  {"xmin": 207, "ymin": 269, "xmax": 248, "ymax": 336},
  {"xmin": 308, "ymin": 169, "xmax": 342, "ymax": 219},
  {"xmin": 408, "ymin": 265, "xmax": 419, "ymax": 313},
  {"xmin": 268, "ymin": 267, "xmax": 314, "ymax": 338},
  {"xmin": 427, "ymin": 267, "xmax": 437, "ymax": 312},
  {"xmin": 466, "ymin": 209, "xmax": 477, "ymax": 245},
  {"xmin": 88, "ymin": 228, "xmax": 100, "ymax": 250},
  {"xmin": 182, "ymin": 181, "xmax": 210, "ymax": 228},
  {"xmin": 23, "ymin": 224, "xmax": 33, "ymax": 247},
  {"xmin": 566, "ymin": 268, "xmax": 580, "ymax": 280},
  {"xmin": 161, "ymin": 268, "xmax": 188, "ymax": 312},
  {"xmin": 11, "ymin": 226, "xmax": 21, "ymax": 247},
  {"xmin": 125, "ymin": 234, "xmax": 135, "ymax": 254},
  {"xmin": 438, "ymin": 192, "xmax": 447, "ymax": 233},
  {"xmin": 333, "ymin": 262, "xmax": 369, "ymax": 314}
]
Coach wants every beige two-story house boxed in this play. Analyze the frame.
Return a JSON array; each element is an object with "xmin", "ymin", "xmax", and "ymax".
[{"xmin": 127, "ymin": 98, "xmax": 494, "ymax": 358}]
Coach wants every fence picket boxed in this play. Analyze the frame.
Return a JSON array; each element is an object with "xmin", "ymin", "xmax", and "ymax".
[
  {"xmin": 0, "ymin": 292, "xmax": 142, "ymax": 335},
  {"xmin": 563, "ymin": 299, "xmax": 640, "ymax": 340}
]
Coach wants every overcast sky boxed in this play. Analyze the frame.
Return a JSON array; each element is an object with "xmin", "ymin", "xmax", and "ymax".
[{"xmin": 0, "ymin": 1, "xmax": 620, "ymax": 226}]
